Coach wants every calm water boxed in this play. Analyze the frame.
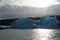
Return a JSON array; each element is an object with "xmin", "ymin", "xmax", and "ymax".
[{"xmin": 0, "ymin": 29, "xmax": 60, "ymax": 40}]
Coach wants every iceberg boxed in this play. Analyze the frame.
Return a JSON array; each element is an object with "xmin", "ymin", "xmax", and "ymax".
[
  {"xmin": 38, "ymin": 16, "xmax": 59, "ymax": 28},
  {"xmin": 11, "ymin": 18, "xmax": 36, "ymax": 29},
  {"xmin": 11, "ymin": 16, "xmax": 60, "ymax": 29},
  {"xmin": 0, "ymin": 16, "xmax": 60, "ymax": 29}
]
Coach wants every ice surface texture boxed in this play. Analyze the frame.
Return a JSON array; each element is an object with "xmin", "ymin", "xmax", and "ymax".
[{"xmin": 11, "ymin": 16, "xmax": 60, "ymax": 29}]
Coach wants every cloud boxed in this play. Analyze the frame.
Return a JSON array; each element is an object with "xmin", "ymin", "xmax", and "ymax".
[
  {"xmin": 0, "ymin": 4, "xmax": 44, "ymax": 19},
  {"xmin": 58, "ymin": 0, "xmax": 60, "ymax": 2},
  {"xmin": 0, "ymin": 0, "xmax": 60, "ymax": 19},
  {"xmin": 0, "ymin": 0, "xmax": 2, "ymax": 2},
  {"xmin": 0, "ymin": 0, "xmax": 60, "ymax": 8},
  {"xmin": 0, "ymin": 4, "xmax": 60, "ymax": 19},
  {"xmin": 46, "ymin": 4, "xmax": 60, "ymax": 15}
]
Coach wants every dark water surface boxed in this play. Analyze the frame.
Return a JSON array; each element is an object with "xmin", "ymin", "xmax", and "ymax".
[{"xmin": 0, "ymin": 29, "xmax": 60, "ymax": 40}]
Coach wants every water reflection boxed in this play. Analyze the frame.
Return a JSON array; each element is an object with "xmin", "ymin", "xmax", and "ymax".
[
  {"xmin": 0, "ymin": 29, "xmax": 60, "ymax": 40},
  {"xmin": 31, "ymin": 29, "xmax": 59, "ymax": 40}
]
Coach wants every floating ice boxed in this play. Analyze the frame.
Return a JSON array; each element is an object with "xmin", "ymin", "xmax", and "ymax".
[
  {"xmin": 11, "ymin": 18, "xmax": 36, "ymax": 29},
  {"xmin": 11, "ymin": 16, "xmax": 60, "ymax": 29},
  {"xmin": 0, "ymin": 16, "xmax": 60, "ymax": 29},
  {"xmin": 39, "ymin": 16, "xmax": 59, "ymax": 28}
]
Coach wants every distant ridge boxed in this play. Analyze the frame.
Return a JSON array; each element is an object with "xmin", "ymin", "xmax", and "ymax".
[{"xmin": 0, "ymin": 18, "xmax": 17, "ymax": 25}]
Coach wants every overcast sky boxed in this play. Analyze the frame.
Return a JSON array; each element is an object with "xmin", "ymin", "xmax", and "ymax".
[
  {"xmin": 0, "ymin": 0, "xmax": 60, "ymax": 7},
  {"xmin": 0, "ymin": 0, "xmax": 60, "ymax": 19}
]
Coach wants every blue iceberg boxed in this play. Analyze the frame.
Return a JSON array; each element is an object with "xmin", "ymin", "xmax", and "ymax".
[
  {"xmin": 0, "ymin": 16, "xmax": 60, "ymax": 29},
  {"xmin": 10, "ymin": 16, "xmax": 60, "ymax": 29},
  {"xmin": 11, "ymin": 18, "xmax": 36, "ymax": 29},
  {"xmin": 38, "ymin": 16, "xmax": 59, "ymax": 28}
]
